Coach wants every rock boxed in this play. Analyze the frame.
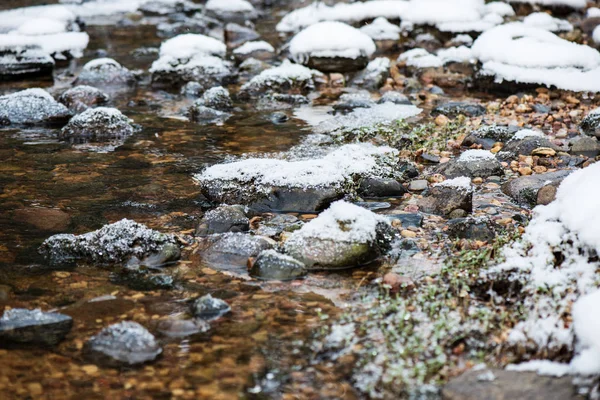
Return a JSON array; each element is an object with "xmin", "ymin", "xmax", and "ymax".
[
  {"xmin": 269, "ymin": 111, "xmax": 288, "ymax": 124},
  {"xmin": 0, "ymin": 48, "xmax": 54, "ymax": 81},
  {"xmin": 180, "ymin": 81, "xmax": 205, "ymax": 98},
  {"xmin": 196, "ymin": 205, "xmax": 249, "ymax": 235},
  {"xmin": 447, "ymin": 217, "xmax": 496, "ymax": 241},
  {"xmin": 382, "ymin": 272, "xmax": 415, "ymax": 294},
  {"xmin": 408, "ymin": 180, "xmax": 428, "ymax": 191},
  {"xmin": 157, "ymin": 14, "xmax": 223, "ymax": 39},
  {"xmin": 569, "ymin": 136, "xmax": 600, "ymax": 157},
  {"xmin": 431, "ymin": 102, "xmax": 486, "ymax": 118},
  {"xmin": 332, "ymin": 92, "xmax": 375, "ymax": 114},
  {"xmin": 448, "ymin": 209, "xmax": 468, "ymax": 219},
  {"xmin": 13, "ymin": 208, "xmax": 71, "ymax": 231},
  {"xmin": 537, "ymin": 184, "xmax": 557, "ymax": 205},
  {"xmin": 190, "ymin": 294, "xmax": 231, "ymax": 321},
  {"xmin": 85, "ymin": 321, "xmax": 162, "ymax": 366},
  {"xmin": 59, "ymin": 107, "xmax": 136, "ymax": 143},
  {"xmin": 436, "ymin": 150, "xmax": 504, "ymax": 179},
  {"xmin": 386, "ymin": 213, "xmax": 423, "ymax": 228},
  {"xmin": 110, "ymin": 269, "xmax": 175, "ymax": 291},
  {"xmin": 224, "ymin": 23, "xmax": 260, "ymax": 48},
  {"xmin": 378, "ymin": 91, "xmax": 412, "ymax": 105},
  {"xmin": 192, "ymin": 86, "xmax": 232, "ymax": 110},
  {"xmin": 156, "ymin": 318, "xmax": 209, "ymax": 338},
  {"xmin": 76, "ymin": 58, "xmax": 136, "ymax": 88},
  {"xmin": 59, "ymin": 85, "xmax": 109, "ymax": 113},
  {"xmin": 283, "ymin": 201, "xmax": 395, "ymax": 270},
  {"xmin": 351, "ymin": 57, "xmax": 390, "ymax": 90},
  {"xmin": 232, "ymin": 40, "xmax": 274, "ymax": 63},
  {"xmin": 418, "ymin": 177, "xmax": 473, "ymax": 216},
  {"xmin": 188, "ymin": 105, "xmax": 231, "ymax": 124},
  {"xmin": 498, "ymin": 137, "xmax": 561, "ymax": 161},
  {"xmin": 461, "ymin": 125, "xmax": 518, "ymax": 149},
  {"xmin": 501, "ymin": 170, "xmax": 572, "ymax": 207},
  {"xmin": 205, "ymin": 0, "xmax": 258, "ymax": 23},
  {"xmin": 198, "ymin": 233, "xmax": 275, "ymax": 271},
  {"xmin": 238, "ymin": 57, "xmax": 270, "ymax": 78},
  {"xmin": 580, "ymin": 109, "xmax": 600, "ymax": 139},
  {"xmin": 0, "ymin": 308, "xmax": 72, "ymax": 346},
  {"xmin": 358, "ymin": 177, "xmax": 406, "ymax": 198},
  {"xmin": 256, "ymin": 93, "xmax": 309, "ymax": 111},
  {"xmin": 139, "ymin": 0, "xmax": 201, "ymax": 16},
  {"xmin": 0, "ymin": 88, "xmax": 71, "ymax": 127},
  {"xmin": 249, "ymin": 249, "xmax": 307, "ymax": 281},
  {"xmin": 238, "ymin": 60, "xmax": 323, "ymax": 98},
  {"xmin": 442, "ymin": 368, "xmax": 580, "ymax": 400},
  {"xmin": 252, "ymin": 214, "xmax": 303, "ymax": 237},
  {"xmin": 38, "ymin": 219, "xmax": 180, "ymax": 266}
]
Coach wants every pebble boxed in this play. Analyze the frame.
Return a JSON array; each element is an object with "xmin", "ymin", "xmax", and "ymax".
[
  {"xmin": 408, "ymin": 180, "xmax": 428, "ymax": 191},
  {"xmin": 435, "ymin": 115, "xmax": 449, "ymax": 126},
  {"xmin": 518, "ymin": 167, "xmax": 533, "ymax": 176},
  {"xmin": 472, "ymin": 177, "xmax": 483, "ymax": 184},
  {"xmin": 401, "ymin": 230, "xmax": 417, "ymax": 238}
]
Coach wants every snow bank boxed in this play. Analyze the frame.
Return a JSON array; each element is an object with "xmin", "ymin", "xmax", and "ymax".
[
  {"xmin": 205, "ymin": 0, "xmax": 254, "ymax": 12},
  {"xmin": 233, "ymin": 40, "xmax": 274, "ymax": 55},
  {"xmin": 289, "ymin": 21, "xmax": 376, "ymax": 62},
  {"xmin": 360, "ymin": 17, "xmax": 401, "ymax": 41},
  {"xmin": 156, "ymin": 34, "xmax": 226, "ymax": 60},
  {"xmin": 508, "ymin": 0, "xmax": 586, "ymax": 8},
  {"xmin": 522, "ymin": 12, "xmax": 573, "ymax": 32}
]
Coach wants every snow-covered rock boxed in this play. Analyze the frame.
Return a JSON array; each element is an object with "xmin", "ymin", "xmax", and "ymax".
[
  {"xmin": 238, "ymin": 60, "xmax": 323, "ymax": 98},
  {"xmin": 76, "ymin": 58, "xmax": 137, "ymax": 87},
  {"xmin": 0, "ymin": 48, "xmax": 55, "ymax": 80},
  {"xmin": 205, "ymin": 0, "xmax": 257, "ymax": 23},
  {"xmin": 59, "ymin": 85, "xmax": 110, "ymax": 113},
  {"xmin": 508, "ymin": 0, "xmax": 586, "ymax": 8},
  {"xmin": 59, "ymin": 107, "xmax": 135, "ymax": 143},
  {"xmin": 523, "ymin": 12, "xmax": 573, "ymax": 32},
  {"xmin": 0, "ymin": 88, "xmax": 71, "ymax": 126},
  {"xmin": 360, "ymin": 17, "xmax": 401, "ymax": 41}
]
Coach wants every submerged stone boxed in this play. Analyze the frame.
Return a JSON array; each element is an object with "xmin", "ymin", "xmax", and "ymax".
[
  {"xmin": 196, "ymin": 205, "xmax": 249, "ymax": 236},
  {"xmin": 198, "ymin": 232, "xmax": 275, "ymax": 272},
  {"xmin": 59, "ymin": 107, "xmax": 135, "ymax": 143},
  {"xmin": 190, "ymin": 294, "xmax": 231, "ymax": 321},
  {"xmin": 0, "ymin": 308, "xmax": 72, "ymax": 347},
  {"xmin": 188, "ymin": 105, "xmax": 231, "ymax": 124},
  {"xmin": 157, "ymin": 318, "xmax": 209, "ymax": 338},
  {"xmin": 38, "ymin": 219, "xmax": 180, "ymax": 266},
  {"xmin": 85, "ymin": 321, "xmax": 162, "ymax": 366},
  {"xmin": 0, "ymin": 88, "xmax": 71, "ymax": 127},
  {"xmin": 249, "ymin": 249, "xmax": 307, "ymax": 281},
  {"xmin": 59, "ymin": 85, "xmax": 109, "ymax": 113},
  {"xmin": 76, "ymin": 58, "xmax": 137, "ymax": 87}
]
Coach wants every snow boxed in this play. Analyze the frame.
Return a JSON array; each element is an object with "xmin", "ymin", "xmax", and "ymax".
[
  {"xmin": 233, "ymin": 40, "xmax": 274, "ymax": 55},
  {"xmin": 451, "ymin": 34, "xmax": 474, "ymax": 46},
  {"xmin": 437, "ymin": 46, "xmax": 474, "ymax": 63},
  {"xmin": 399, "ymin": 47, "xmax": 473, "ymax": 68},
  {"xmin": 0, "ymin": 5, "xmax": 75, "ymax": 33},
  {"xmin": 594, "ymin": 26, "xmax": 600, "ymax": 44},
  {"xmin": 485, "ymin": 2, "xmax": 515, "ymax": 17},
  {"xmin": 289, "ymin": 21, "xmax": 376, "ymax": 62},
  {"xmin": 360, "ymin": 17, "xmax": 401, "ymax": 41},
  {"xmin": 157, "ymin": 34, "xmax": 226, "ymax": 60},
  {"xmin": 458, "ymin": 149, "xmax": 496, "ymax": 162},
  {"xmin": 285, "ymin": 200, "xmax": 387, "ymax": 243},
  {"xmin": 571, "ymin": 289, "xmax": 600, "ymax": 374},
  {"xmin": 506, "ymin": 360, "xmax": 572, "ymax": 377},
  {"xmin": 434, "ymin": 176, "xmax": 473, "ymax": 190},
  {"xmin": 205, "ymin": 0, "xmax": 254, "ymax": 12},
  {"xmin": 511, "ymin": 128, "xmax": 545, "ymax": 140},
  {"xmin": 508, "ymin": 0, "xmax": 586, "ymax": 8},
  {"xmin": 588, "ymin": 7, "xmax": 600, "ymax": 18},
  {"xmin": 472, "ymin": 22, "xmax": 600, "ymax": 92},
  {"xmin": 240, "ymin": 60, "xmax": 323, "ymax": 91},
  {"xmin": 523, "ymin": 12, "xmax": 573, "ymax": 32},
  {"xmin": 15, "ymin": 18, "xmax": 67, "ymax": 35}
]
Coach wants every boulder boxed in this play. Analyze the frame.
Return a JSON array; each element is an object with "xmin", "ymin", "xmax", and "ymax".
[
  {"xmin": 76, "ymin": 58, "xmax": 136, "ymax": 87},
  {"xmin": 190, "ymin": 294, "xmax": 231, "ymax": 321},
  {"xmin": 249, "ymin": 249, "xmax": 307, "ymax": 281},
  {"xmin": 0, "ymin": 88, "xmax": 71, "ymax": 127},
  {"xmin": 436, "ymin": 150, "xmax": 504, "ymax": 179},
  {"xmin": 59, "ymin": 107, "xmax": 136, "ymax": 143},
  {"xmin": 0, "ymin": 48, "xmax": 54, "ymax": 81},
  {"xmin": 579, "ymin": 108, "xmax": 600, "ymax": 139},
  {"xmin": 501, "ymin": 170, "xmax": 572, "ymax": 207},
  {"xmin": 0, "ymin": 308, "xmax": 72, "ymax": 347},
  {"xmin": 418, "ymin": 177, "xmax": 473, "ymax": 216},
  {"xmin": 59, "ymin": 85, "xmax": 109, "ymax": 113},
  {"xmin": 196, "ymin": 205, "xmax": 249, "ymax": 235}
]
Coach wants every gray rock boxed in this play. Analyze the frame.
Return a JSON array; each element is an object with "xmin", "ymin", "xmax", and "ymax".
[
  {"xmin": 196, "ymin": 205, "xmax": 249, "ymax": 235},
  {"xmin": 418, "ymin": 184, "xmax": 473, "ymax": 216},
  {"xmin": 39, "ymin": 218, "xmax": 180, "ymax": 266},
  {"xmin": 76, "ymin": 58, "xmax": 136, "ymax": 87},
  {"xmin": 156, "ymin": 318, "xmax": 209, "ymax": 338},
  {"xmin": 59, "ymin": 85, "xmax": 109, "ymax": 113},
  {"xmin": 138, "ymin": 0, "xmax": 201, "ymax": 16},
  {"xmin": 385, "ymin": 213, "xmax": 423, "ymax": 228},
  {"xmin": 224, "ymin": 23, "xmax": 260, "ymax": 48},
  {"xmin": 157, "ymin": 14, "xmax": 222, "ymax": 39},
  {"xmin": 59, "ymin": 107, "xmax": 136, "ymax": 143},
  {"xmin": 256, "ymin": 93, "xmax": 309, "ymax": 111},
  {"xmin": 85, "ymin": 321, "xmax": 162, "ymax": 366},
  {"xmin": 151, "ymin": 56, "xmax": 233, "ymax": 88},
  {"xmin": 358, "ymin": 177, "xmax": 406, "ymax": 198},
  {"xmin": 350, "ymin": 57, "xmax": 390, "ymax": 90},
  {"xmin": 249, "ymin": 249, "xmax": 307, "ymax": 281},
  {"xmin": 198, "ymin": 233, "xmax": 275, "ymax": 271},
  {"xmin": 408, "ymin": 179, "xmax": 428, "ymax": 191},
  {"xmin": 110, "ymin": 269, "xmax": 175, "ymax": 291},
  {"xmin": 269, "ymin": 111, "xmax": 289, "ymax": 124},
  {"xmin": 0, "ymin": 308, "xmax": 72, "ymax": 346},
  {"xmin": 442, "ymin": 368, "xmax": 581, "ymax": 400},
  {"xmin": 569, "ymin": 135, "xmax": 600, "ymax": 157},
  {"xmin": 180, "ymin": 81, "xmax": 205, "ymax": 98},
  {"xmin": 498, "ymin": 137, "xmax": 561, "ymax": 161},
  {"xmin": 461, "ymin": 125, "xmax": 518, "ymax": 149},
  {"xmin": 448, "ymin": 208, "xmax": 468, "ymax": 219},
  {"xmin": 188, "ymin": 105, "xmax": 231, "ymax": 124},
  {"xmin": 0, "ymin": 88, "xmax": 71, "ymax": 127},
  {"xmin": 190, "ymin": 294, "xmax": 231, "ymax": 320},
  {"xmin": 191, "ymin": 86, "xmax": 232, "ymax": 110},
  {"xmin": 447, "ymin": 217, "xmax": 496, "ymax": 241},
  {"xmin": 332, "ymin": 92, "xmax": 375, "ymax": 114},
  {"xmin": 431, "ymin": 102, "xmax": 486, "ymax": 118},
  {"xmin": 252, "ymin": 214, "xmax": 303, "ymax": 237},
  {"xmin": 0, "ymin": 48, "xmax": 54, "ymax": 81},
  {"xmin": 206, "ymin": 5, "xmax": 258, "ymax": 24},
  {"xmin": 306, "ymin": 54, "xmax": 370, "ymax": 73},
  {"xmin": 501, "ymin": 170, "xmax": 572, "ymax": 207},
  {"xmin": 436, "ymin": 157, "xmax": 504, "ymax": 179},
  {"xmin": 378, "ymin": 91, "xmax": 411, "ymax": 105},
  {"xmin": 580, "ymin": 110, "xmax": 600, "ymax": 139}
]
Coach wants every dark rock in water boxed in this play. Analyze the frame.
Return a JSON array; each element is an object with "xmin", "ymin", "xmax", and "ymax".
[
  {"xmin": 59, "ymin": 107, "xmax": 136, "ymax": 143},
  {"xmin": 0, "ymin": 48, "xmax": 54, "ymax": 81},
  {"xmin": 436, "ymin": 152, "xmax": 504, "ymax": 179},
  {"xmin": 191, "ymin": 86, "xmax": 232, "ymax": 111},
  {"xmin": 358, "ymin": 177, "xmax": 406, "ymax": 198},
  {"xmin": 269, "ymin": 111, "xmax": 288, "ymax": 124},
  {"xmin": 501, "ymin": 170, "xmax": 572, "ymax": 207},
  {"xmin": 0, "ymin": 88, "xmax": 72, "ymax": 127},
  {"xmin": 225, "ymin": 23, "xmax": 260, "ymax": 48},
  {"xmin": 188, "ymin": 105, "xmax": 231, "ymax": 124},
  {"xmin": 59, "ymin": 85, "xmax": 110, "ymax": 113},
  {"xmin": 85, "ymin": 321, "xmax": 162, "ymax": 366},
  {"xmin": 580, "ymin": 110, "xmax": 600, "ymax": 139},
  {"xmin": 198, "ymin": 233, "xmax": 275, "ymax": 271},
  {"xmin": 378, "ymin": 91, "xmax": 411, "ymax": 105},
  {"xmin": 418, "ymin": 180, "xmax": 473, "ymax": 216},
  {"xmin": 498, "ymin": 137, "xmax": 561, "ymax": 161},
  {"xmin": 447, "ymin": 217, "xmax": 496, "ymax": 241},
  {"xmin": 249, "ymin": 187, "xmax": 344, "ymax": 213},
  {"xmin": 461, "ymin": 125, "xmax": 518, "ymax": 149},
  {"xmin": 351, "ymin": 57, "xmax": 390, "ymax": 90},
  {"xmin": 38, "ymin": 219, "xmax": 180, "ymax": 266},
  {"xmin": 332, "ymin": 92, "xmax": 375, "ymax": 114},
  {"xmin": 138, "ymin": 0, "xmax": 201, "ymax": 16},
  {"xmin": 354, "ymin": 201, "xmax": 391, "ymax": 211},
  {"xmin": 196, "ymin": 205, "xmax": 249, "ymax": 235},
  {"xmin": 0, "ymin": 308, "xmax": 72, "ymax": 346},
  {"xmin": 75, "ymin": 58, "xmax": 137, "ymax": 88},
  {"xmin": 249, "ymin": 249, "xmax": 307, "ymax": 281},
  {"xmin": 307, "ymin": 55, "xmax": 370, "ymax": 73},
  {"xmin": 13, "ymin": 207, "xmax": 71, "ymax": 232},
  {"xmin": 442, "ymin": 368, "xmax": 580, "ymax": 400},
  {"xmin": 252, "ymin": 214, "xmax": 303, "ymax": 237},
  {"xmin": 110, "ymin": 269, "xmax": 175, "ymax": 291},
  {"xmin": 431, "ymin": 102, "xmax": 486, "ymax": 117},
  {"xmin": 190, "ymin": 294, "xmax": 231, "ymax": 320},
  {"xmin": 569, "ymin": 135, "xmax": 600, "ymax": 157},
  {"xmin": 157, "ymin": 318, "xmax": 209, "ymax": 338},
  {"xmin": 386, "ymin": 213, "xmax": 423, "ymax": 228}
]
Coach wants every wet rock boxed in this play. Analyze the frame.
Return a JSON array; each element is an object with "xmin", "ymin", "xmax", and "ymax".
[
  {"xmin": 188, "ymin": 105, "xmax": 231, "ymax": 124},
  {"xmin": 358, "ymin": 177, "xmax": 406, "ymax": 198},
  {"xmin": 199, "ymin": 233, "xmax": 275, "ymax": 271},
  {"xmin": 580, "ymin": 109, "xmax": 600, "ymax": 139},
  {"xmin": 351, "ymin": 57, "xmax": 390, "ymax": 90},
  {"xmin": 256, "ymin": 93, "xmax": 309, "ymax": 111},
  {"xmin": 75, "ymin": 58, "xmax": 136, "ymax": 88},
  {"xmin": 110, "ymin": 269, "xmax": 174, "ymax": 291},
  {"xmin": 85, "ymin": 321, "xmax": 162, "ymax": 366},
  {"xmin": 59, "ymin": 85, "xmax": 109, "ymax": 113},
  {"xmin": 196, "ymin": 205, "xmax": 249, "ymax": 235},
  {"xmin": 283, "ymin": 201, "xmax": 395, "ymax": 270},
  {"xmin": 442, "ymin": 368, "xmax": 580, "ymax": 400},
  {"xmin": 501, "ymin": 170, "xmax": 572, "ymax": 207},
  {"xmin": 238, "ymin": 57, "xmax": 270, "ymax": 78},
  {"xmin": 269, "ymin": 111, "xmax": 288, "ymax": 124},
  {"xmin": 332, "ymin": 92, "xmax": 374, "ymax": 114},
  {"xmin": 498, "ymin": 137, "xmax": 561, "ymax": 161},
  {"xmin": 180, "ymin": 81, "xmax": 205, "ymax": 98},
  {"xmin": 436, "ymin": 150, "xmax": 504, "ymax": 179},
  {"xmin": 13, "ymin": 207, "xmax": 71, "ymax": 232},
  {"xmin": 191, "ymin": 86, "xmax": 232, "ymax": 111},
  {"xmin": 238, "ymin": 60, "xmax": 323, "ymax": 98},
  {"xmin": 249, "ymin": 249, "xmax": 307, "ymax": 281},
  {"xmin": 190, "ymin": 294, "xmax": 231, "ymax": 321},
  {"xmin": 418, "ymin": 178, "xmax": 473, "ymax": 216},
  {"xmin": 157, "ymin": 14, "xmax": 223, "ymax": 39},
  {"xmin": 39, "ymin": 219, "xmax": 180, "ymax": 266},
  {"xmin": 224, "ymin": 23, "xmax": 260, "ymax": 48},
  {"xmin": 157, "ymin": 318, "xmax": 209, "ymax": 338},
  {"xmin": 569, "ymin": 135, "xmax": 600, "ymax": 157},
  {"xmin": 461, "ymin": 125, "xmax": 518, "ymax": 149},
  {"xmin": 378, "ymin": 91, "xmax": 412, "ymax": 105},
  {"xmin": 0, "ymin": 308, "xmax": 72, "ymax": 346},
  {"xmin": 252, "ymin": 187, "xmax": 344, "ymax": 213},
  {"xmin": 0, "ymin": 88, "xmax": 71, "ymax": 127},
  {"xmin": 233, "ymin": 40, "xmax": 274, "ymax": 63},
  {"xmin": 252, "ymin": 214, "xmax": 303, "ymax": 237},
  {"xmin": 59, "ymin": 107, "xmax": 136, "ymax": 143},
  {"xmin": 139, "ymin": 0, "xmax": 201, "ymax": 16},
  {"xmin": 386, "ymin": 213, "xmax": 423, "ymax": 228},
  {"xmin": 431, "ymin": 102, "xmax": 486, "ymax": 118},
  {"xmin": 205, "ymin": 0, "xmax": 258, "ymax": 24},
  {"xmin": 0, "ymin": 48, "xmax": 54, "ymax": 81},
  {"xmin": 447, "ymin": 217, "xmax": 496, "ymax": 241}
]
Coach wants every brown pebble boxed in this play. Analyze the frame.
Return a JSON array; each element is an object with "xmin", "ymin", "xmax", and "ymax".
[
  {"xmin": 382, "ymin": 273, "xmax": 415, "ymax": 293},
  {"xmin": 472, "ymin": 177, "xmax": 483, "ymax": 185},
  {"xmin": 531, "ymin": 147, "xmax": 556, "ymax": 157},
  {"xmin": 518, "ymin": 167, "xmax": 533, "ymax": 176},
  {"xmin": 533, "ymin": 166, "xmax": 547, "ymax": 173},
  {"xmin": 27, "ymin": 383, "xmax": 43, "ymax": 396},
  {"xmin": 401, "ymin": 230, "xmax": 417, "ymax": 238},
  {"xmin": 537, "ymin": 185, "xmax": 557, "ymax": 205},
  {"xmin": 435, "ymin": 115, "xmax": 449, "ymax": 126}
]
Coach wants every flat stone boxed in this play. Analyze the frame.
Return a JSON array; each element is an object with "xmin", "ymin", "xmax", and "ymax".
[
  {"xmin": 501, "ymin": 170, "xmax": 572, "ymax": 207},
  {"xmin": 408, "ymin": 180, "xmax": 428, "ymax": 191},
  {"xmin": 0, "ymin": 308, "xmax": 72, "ymax": 347},
  {"xmin": 190, "ymin": 294, "xmax": 231, "ymax": 321},
  {"xmin": 358, "ymin": 177, "xmax": 406, "ymax": 198},
  {"xmin": 249, "ymin": 249, "xmax": 307, "ymax": 281},
  {"xmin": 13, "ymin": 208, "xmax": 71, "ymax": 232},
  {"xmin": 196, "ymin": 205, "xmax": 249, "ymax": 236}
]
